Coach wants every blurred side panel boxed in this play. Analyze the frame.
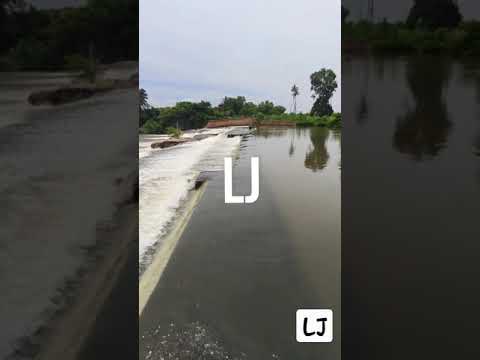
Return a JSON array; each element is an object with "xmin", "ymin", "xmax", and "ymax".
[
  {"xmin": 0, "ymin": 1, "xmax": 138, "ymax": 359},
  {"xmin": 342, "ymin": 1, "xmax": 480, "ymax": 359}
]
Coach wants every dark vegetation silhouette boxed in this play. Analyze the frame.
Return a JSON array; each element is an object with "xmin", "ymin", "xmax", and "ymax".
[
  {"xmin": 343, "ymin": 1, "xmax": 480, "ymax": 55},
  {"xmin": 310, "ymin": 68, "xmax": 338, "ymax": 117},
  {"xmin": 342, "ymin": 5, "xmax": 350, "ymax": 24},
  {"xmin": 304, "ymin": 127, "xmax": 330, "ymax": 171},
  {"xmin": 140, "ymin": 68, "xmax": 340, "ymax": 133},
  {"xmin": 407, "ymin": 0, "xmax": 462, "ymax": 29},
  {"xmin": 393, "ymin": 56, "xmax": 452, "ymax": 160},
  {"xmin": 0, "ymin": 0, "xmax": 138, "ymax": 71},
  {"xmin": 291, "ymin": 84, "xmax": 299, "ymax": 114}
]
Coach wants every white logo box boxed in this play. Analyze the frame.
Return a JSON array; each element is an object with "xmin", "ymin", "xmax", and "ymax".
[{"xmin": 296, "ymin": 309, "xmax": 333, "ymax": 343}]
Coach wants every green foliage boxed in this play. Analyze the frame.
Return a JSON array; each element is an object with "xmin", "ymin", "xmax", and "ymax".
[
  {"xmin": 64, "ymin": 54, "xmax": 89, "ymax": 70},
  {"xmin": 1, "ymin": 0, "xmax": 138, "ymax": 70},
  {"xmin": 240, "ymin": 101, "xmax": 258, "ymax": 116},
  {"xmin": 257, "ymin": 100, "xmax": 286, "ymax": 115},
  {"xmin": 140, "ymin": 99, "xmax": 215, "ymax": 134},
  {"xmin": 310, "ymin": 68, "xmax": 337, "ymax": 116},
  {"xmin": 138, "ymin": 89, "xmax": 337, "ymax": 134},
  {"xmin": 63, "ymin": 53, "xmax": 97, "ymax": 82},
  {"xmin": 218, "ymin": 96, "xmax": 246, "ymax": 116},
  {"xmin": 311, "ymin": 99, "xmax": 334, "ymax": 117},
  {"xmin": 140, "ymin": 119, "xmax": 164, "ymax": 134},
  {"xmin": 10, "ymin": 38, "xmax": 50, "ymax": 70},
  {"xmin": 140, "ymin": 88, "xmax": 149, "ymax": 111},
  {"xmin": 343, "ymin": 17, "xmax": 480, "ymax": 56},
  {"xmin": 407, "ymin": 0, "xmax": 462, "ymax": 29},
  {"xmin": 166, "ymin": 127, "xmax": 182, "ymax": 138}
]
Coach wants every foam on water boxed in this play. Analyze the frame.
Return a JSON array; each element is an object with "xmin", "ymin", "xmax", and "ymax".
[
  {"xmin": 139, "ymin": 128, "xmax": 242, "ymax": 264},
  {"xmin": 0, "ymin": 86, "xmax": 138, "ymax": 359},
  {"xmin": 139, "ymin": 134, "xmax": 169, "ymax": 159}
]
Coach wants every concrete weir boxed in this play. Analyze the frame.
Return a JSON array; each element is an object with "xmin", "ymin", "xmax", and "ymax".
[{"xmin": 139, "ymin": 181, "xmax": 208, "ymax": 315}]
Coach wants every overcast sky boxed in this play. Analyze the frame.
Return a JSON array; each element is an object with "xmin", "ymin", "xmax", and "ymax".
[
  {"xmin": 343, "ymin": 0, "xmax": 480, "ymax": 22},
  {"xmin": 140, "ymin": 0, "xmax": 341, "ymax": 113}
]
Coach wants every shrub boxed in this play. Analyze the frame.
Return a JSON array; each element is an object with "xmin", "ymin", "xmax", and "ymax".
[
  {"xmin": 140, "ymin": 119, "xmax": 164, "ymax": 134},
  {"xmin": 166, "ymin": 127, "xmax": 182, "ymax": 138},
  {"xmin": 10, "ymin": 38, "xmax": 50, "ymax": 70}
]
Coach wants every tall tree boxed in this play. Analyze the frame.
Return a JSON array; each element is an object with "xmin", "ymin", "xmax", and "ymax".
[
  {"xmin": 310, "ymin": 68, "xmax": 337, "ymax": 116},
  {"xmin": 407, "ymin": 0, "xmax": 462, "ymax": 29},
  {"xmin": 291, "ymin": 84, "xmax": 299, "ymax": 114},
  {"xmin": 139, "ymin": 88, "xmax": 150, "ymax": 127},
  {"xmin": 140, "ymin": 88, "xmax": 149, "ymax": 111},
  {"xmin": 219, "ymin": 96, "xmax": 246, "ymax": 116}
]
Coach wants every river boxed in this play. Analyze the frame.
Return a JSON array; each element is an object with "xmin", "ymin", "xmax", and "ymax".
[
  {"xmin": 0, "ymin": 72, "xmax": 137, "ymax": 359},
  {"xmin": 140, "ymin": 127, "xmax": 341, "ymax": 359},
  {"xmin": 342, "ymin": 55, "xmax": 480, "ymax": 359}
]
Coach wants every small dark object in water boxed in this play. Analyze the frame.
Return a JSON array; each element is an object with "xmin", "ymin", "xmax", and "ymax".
[
  {"xmin": 192, "ymin": 134, "xmax": 217, "ymax": 141},
  {"xmin": 227, "ymin": 128, "xmax": 252, "ymax": 138},
  {"xmin": 195, "ymin": 173, "xmax": 210, "ymax": 189},
  {"xmin": 151, "ymin": 139, "xmax": 191, "ymax": 149}
]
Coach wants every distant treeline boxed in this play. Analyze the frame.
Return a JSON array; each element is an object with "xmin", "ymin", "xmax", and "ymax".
[
  {"xmin": 139, "ymin": 93, "xmax": 340, "ymax": 134},
  {"xmin": 0, "ymin": 0, "xmax": 138, "ymax": 70},
  {"xmin": 342, "ymin": 1, "xmax": 480, "ymax": 56},
  {"xmin": 140, "ymin": 68, "xmax": 339, "ymax": 134},
  {"xmin": 140, "ymin": 96, "xmax": 287, "ymax": 134},
  {"xmin": 258, "ymin": 113, "xmax": 341, "ymax": 129}
]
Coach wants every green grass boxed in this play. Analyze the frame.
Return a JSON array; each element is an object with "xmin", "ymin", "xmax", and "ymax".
[{"xmin": 256, "ymin": 113, "xmax": 341, "ymax": 129}]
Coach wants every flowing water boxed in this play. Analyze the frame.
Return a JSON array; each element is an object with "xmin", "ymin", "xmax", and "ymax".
[
  {"xmin": 139, "ymin": 129, "xmax": 241, "ymax": 265},
  {"xmin": 140, "ymin": 127, "xmax": 341, "ymax": 359},
  {"xmin": 343, "ymin": 55, "xmax": 480, "ymax": 359},
  {"xmin": 0, "ymin": 73, "xmax": 137, "ymax": 358}
]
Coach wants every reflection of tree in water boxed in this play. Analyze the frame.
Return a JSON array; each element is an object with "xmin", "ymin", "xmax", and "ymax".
[
  {"xmin": 289, "ymin": 139, "xmax": 295, "ymax": 157},
  {"xmin": 475, "ymin": 134, "xmax": 480, "ymax": 184},
  {"xmin": 393, "ymin": 57, "xmax": 452, "ymax": 160},
  {"xmin": 461, "ymin": 61, "xmax": 480, "ymax": 157},
  {"xmin": 331, "ymin": 129, "xmax": 342, "ymax": 170},
  {"xmin": 356, "ymin": 94, "xmax": 369, "ymax": 125},
  {"xmin": 459, "ymin": 59, "xmax": 480, "ymax": 104},
  {"xmin": 304, "ymin": 127, "xmax": 330, "ymax": 172},
  {"xmin": 255, "ymin": 128, "xmax": 287, "ymax": 139},
  {"xmin": 356, "ymin": 58, "xmax": 371, "ymax": 125},
  {"xmin": 457, "ymin": 60, "xmax": 480, "ymax": 185},
  {"xmin": 286, "ymin": 128, "xmax": 303, "ymax": 157},
  {"xmin": 474, "ymin": 134, "xmax": 480, "ymax": 157}
]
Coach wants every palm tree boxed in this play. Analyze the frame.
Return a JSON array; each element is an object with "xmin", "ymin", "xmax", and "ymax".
[
  {"xmin": 291, "ymin": 84, "xmax": 299, "ymax": 114},
  {"xmin": 140, "ymin": 88, "xmax": 149, "ymax": 111}
]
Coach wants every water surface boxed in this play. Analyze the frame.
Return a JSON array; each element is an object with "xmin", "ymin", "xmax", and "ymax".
[
  {"xmin": 140, "ymin": 127, "xmax": 341, "ymax": 360},
  {"xmin": 0, "ymin": 73, "xmax": 137, "ymax": 358},
  {"xmin": 343, "ymin": 55, "xmax": 480, "ymax": 359}
]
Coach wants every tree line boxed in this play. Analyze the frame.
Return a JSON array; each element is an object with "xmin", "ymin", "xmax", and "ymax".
[
  {"xmin": 0, "ymin": 0, "xmax": 138, "ymax": 71},
  {"xmin": 342, "ymin": 0, "xmax": 480, "ymax": 55},
  {"xmin": 140, "ymin": 69, "xmax": 338, "ymax": 134}
]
